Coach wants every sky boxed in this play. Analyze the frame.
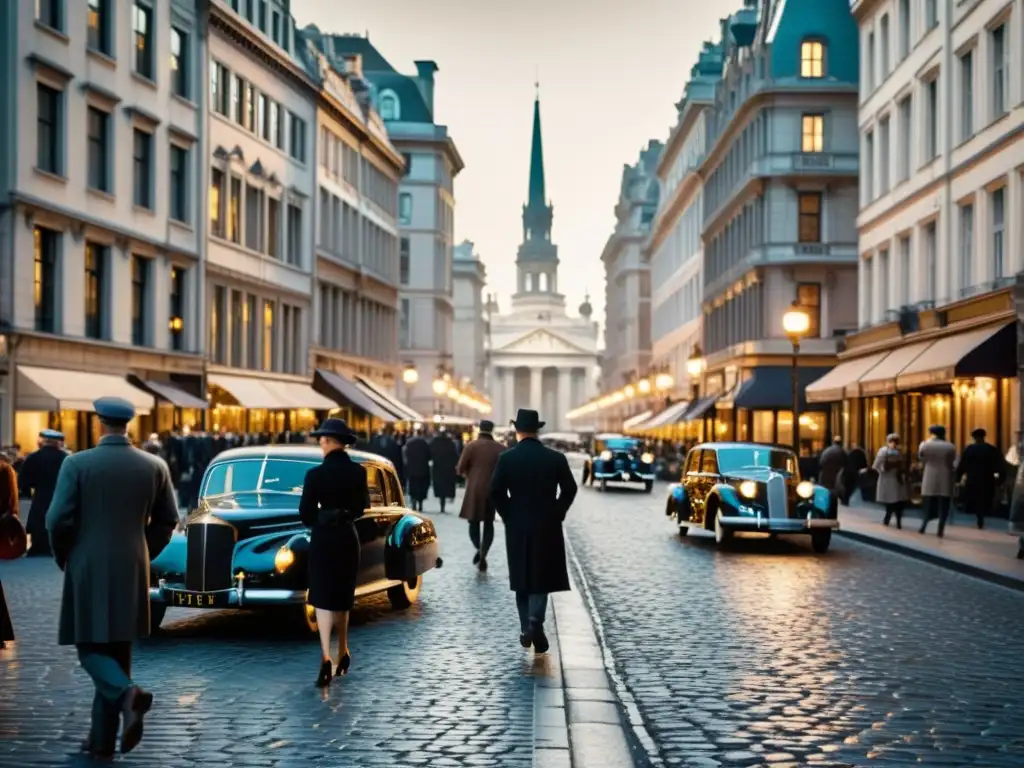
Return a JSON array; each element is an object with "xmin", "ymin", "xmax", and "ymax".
[{"xmin": 291, "ymin": 0, "xmax": 734, "ymax": 334}]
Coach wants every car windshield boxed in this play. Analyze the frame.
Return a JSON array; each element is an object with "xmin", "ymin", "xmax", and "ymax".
[
  {"xmin": 716, "ymin": 447, "xmax": 799, "ymax": 478},
  {"xmin": 604, "ymin": 439, "xmax": 641, "ymax": 452},
  {"xmin": 201, "ymin": 458, "xmax": 318, "ymax": 498}
]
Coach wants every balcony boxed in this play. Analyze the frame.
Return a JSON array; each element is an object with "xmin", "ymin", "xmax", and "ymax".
[{"xmin": 705, "ymin": 242, "xmax": 858, "ymax": 298}]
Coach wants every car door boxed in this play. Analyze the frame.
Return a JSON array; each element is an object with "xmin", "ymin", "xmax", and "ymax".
[
  {"xmin": 681, "ymin": 450, "xmax": 703, "ymax": 524},
  {"xmin": 355, "ymin": 465, "xmax": 389, "ymax": 584},
  {"xmin": 697, "ymin": 450, "xmax": 720, "ymax": 525}
]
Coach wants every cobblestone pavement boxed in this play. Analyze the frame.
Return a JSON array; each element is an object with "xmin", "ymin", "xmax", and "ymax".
[
  {"xmin": 0, "ymin": 500, "xmax": 537, "ymax": 768},
  {"xmin": 565, "ymin": 482, "xmax": 1024, "ymax": 768}
]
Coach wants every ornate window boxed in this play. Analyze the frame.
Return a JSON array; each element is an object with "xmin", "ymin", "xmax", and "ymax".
[
  {"xmin": 800, "ymin": 40, "xmax": 825, "ymax": 79},
  {"xmin": 378, "ymin": 89, "xmax": 400, "ymax": 121}
]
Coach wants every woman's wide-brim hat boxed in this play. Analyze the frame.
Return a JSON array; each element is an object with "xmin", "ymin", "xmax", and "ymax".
[{"xmin": 311, "ymin": 417, "xmax": 358, "ymax": 444}]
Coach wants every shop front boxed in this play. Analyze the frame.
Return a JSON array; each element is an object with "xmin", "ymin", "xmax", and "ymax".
[
  {"xmin": 313, "ymin": 368, "xmax": 399, "ymax": 435},
  {"xmin": 129, "ymin": 376, "xmax": 208, "ymax": 435},
  {"xmin": 206, "ymin": 370, "xmax": 336, "ymax": 437}
]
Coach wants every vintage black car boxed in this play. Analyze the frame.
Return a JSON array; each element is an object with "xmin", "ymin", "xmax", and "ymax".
[
  {"xmin": 665, "ymin": 442, "xmax": 838, "ymax": 552},
  {"xmin": 582, "ymin": 434, "xmax": 656, "ymax": 492},
  {"xmin": 149, "ymin": 446, "xmax": 442, "ymax": 633}
]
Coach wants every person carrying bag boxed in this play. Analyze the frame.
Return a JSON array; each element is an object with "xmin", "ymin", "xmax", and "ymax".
[{"xmin": 0, "ymin": 450, "xmax": 25, "ymax": 646}]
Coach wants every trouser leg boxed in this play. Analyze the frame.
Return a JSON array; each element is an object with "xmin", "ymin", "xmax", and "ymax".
[
  {"xmin": 77, "ymin": 642, "xmax": 133, "ymax": 752},
  {"xmin": 919, "ymin": 497, "xmax": 935, "ymax": 532},
  {"xmin": 515, "ymin": 592, "xmax": 529, "ymax": 632},
  {"xmin": 468, "ymin": 521, "xmax": 481, "ymax": 550},
  {"xmin": 481, "ymin": 520, "xmax": 495, "ymax": 556},
  {"xmin": 528, "ymin": 593, "xmax": 549, "ymax": 628},
  {"xmin": 937, "ymin": 497, "xmax": 951, "ymax": 537}
]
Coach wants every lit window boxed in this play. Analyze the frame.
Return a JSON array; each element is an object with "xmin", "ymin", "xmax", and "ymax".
[
  {"xmin": 798, "ymin": 192, "xmax": 822, "ymax": 243},
  {"xmin": 801, "ymin": 114, "xmax": 824, "ymax": 152},
  {"xmin": 800, "ymin": 40, "xmax": 825, "ymax": 79},
  {"xmin": 379, "ymin": 91, "xmax": 400, "ymax": 121}
]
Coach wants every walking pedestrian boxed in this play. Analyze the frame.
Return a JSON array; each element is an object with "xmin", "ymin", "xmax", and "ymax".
[
  {"xmin": 817, "ymin": 436, "xmax": 846, "ymax": 516},
  {"xmin": 489, "ymin": 409, "xmax": 577, "ymax": 654},
  {"xmin": 457, "ymin": 420, "xmax": 506, "ymax": 571},
  {"xmin": 955, "ymin": 428, "xmax": 1006, "ymax": 529},
  {"xmin": 918, "ymin": 424, "xmax": 956, "ymax": 537},
  {"xmin": 430, "ymin": 427, "xmax": 459, "ymax": 514},
  {"xmin": 17, "ymin": 429, "xmax": 67, "ymax": 556},
  {"xmin": 45, "ymin": 397, "xmax": 179, "ymax": 759},
  {"xmin": 0, "ymin": 450, "xmax": 24, "ymax": 648},
  {"xmin": 298, "ymin": 418, "xmax": 368, "ymax": 688},
  {"xmin": 404, "ymin": 428, "xmax": 431, "ymax": 511},
  {"xmin": 874, "ymin": 433, "xmax": 908, "ymax": 528},
  {"xmin": 373, "ymin": 425, "xmax": 405, "ymax": 488}
]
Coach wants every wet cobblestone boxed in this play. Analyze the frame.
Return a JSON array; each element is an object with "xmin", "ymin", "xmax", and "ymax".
[
  {"xmin": 0, "ymin": 506, "xmax": 535, "ymax": 767},
  {"xmin": 565, "ymin": 483, "xmax": 1024, "ymax": 768}
]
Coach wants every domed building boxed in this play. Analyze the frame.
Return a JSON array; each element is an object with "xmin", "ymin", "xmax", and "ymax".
[{"xmin": 486, "ymin": 91, "xmax": 600, "ymax": 431}]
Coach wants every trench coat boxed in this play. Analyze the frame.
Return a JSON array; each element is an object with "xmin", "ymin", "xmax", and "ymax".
[
  {"xmin": 489, "ymin": 437, "xmax": 577, "ymax": 594},
  {"xmin": 17, "ymin": 445, "xmax": 66, "ymax": 555},
  {"xmin": 457, "ymin": 434, "xmax": 505, "ymax": 522},
  {"xmin": 955, "ymin": 440, "xmax": 1006, "ymax": 515},
  {"xmin": 45, "ymin": 435, "xmax": 179, "ymax": 646},
  {"xmin": 404, "ymin": 437, "xmax": 431, "ymax": 502},
  {"xmin": 430, "ymin": 433, "xmax": 459, "ymax": 500},
  {"xmin": 873, "ymin": 447, "xmax": 908, "ymax": 504},
  {"xmin": 918, "ymin": 438, "xmax": 956, "ymax": 498}
]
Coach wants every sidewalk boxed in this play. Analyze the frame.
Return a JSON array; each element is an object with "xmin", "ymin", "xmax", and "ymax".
[{"xmin": 837, "ymin": 501, "xmax": 1024, "ymax": 590}]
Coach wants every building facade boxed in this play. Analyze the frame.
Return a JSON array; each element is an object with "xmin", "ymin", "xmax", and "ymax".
[
  {"xmin": 601, "ymin": 140, "xmax": 663, "ymax": 394},
  {"xmin": 692, "ymin": 0, "xmax": 861, "ymax": 456},
  {"xmin": 488, "ymin": 94, "xmax": 600, "ymax": 431},
  {"xmin": 0, "ymin": 0, "xmax": 207, "ymax": 449},
  {"xmin": 453, "ymin": 239, "xmax": 487, "ymax": 387},
  {"xmin": 807, "ymin": 0, "xmax": 1024, "ymax": 461}
]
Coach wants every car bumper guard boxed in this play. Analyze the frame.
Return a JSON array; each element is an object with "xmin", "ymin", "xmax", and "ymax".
[
  {"xmin": 718, "ymin": 516, "xmax": 840, "ymax": 533},
  {"xmin": 149, "ymin": 579, "xmax": 307, "ymax": 608},
  {"xmin": 594, "ymin": 471, "xmax": 655, "ymax": 481}
]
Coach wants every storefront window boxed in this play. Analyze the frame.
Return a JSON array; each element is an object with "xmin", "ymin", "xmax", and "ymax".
[
  {"xmin": 777, "ymin": 411, "xmax": 793, "ymax": 449},
  {"xmin": 959, "ymin": 384, "xmax": 997, "ymax": 449},
  {"xmin": 865, "ymin": 397, "xmax": 888, "ymax": 455},
  {"xmin": 14, "ymin": 411, "xmax": 49, "ymax": 455},
  {"xmin": 752, "ymin": 410, "xmax": 775, "ymax": 444},
  {"xmin": 736, "ymin": 409, "xmax": 751, "ymax": 442},
  {"xmin": 1001, "ymin": 378, "xmax": 1019, "ymax": 454},
  {"xmin": 922, "ymin": 393, "xmax": 952, "ymax": 448},
  {"xmin": 798, "ymin": 412, "xmax": 827, "ymax": 455}
]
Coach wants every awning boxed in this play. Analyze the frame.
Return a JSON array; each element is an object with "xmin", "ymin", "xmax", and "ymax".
[
  {"xmin": 355, "ymin": 376, "xmax": 424, "ymax": 422},
  {"xmin": 856, "ymin": 342, "xmax": 932, "ymax": 396},
  {"xmin": 132, "ymin": 378, "xmax": 208, "ymax": 409},
  {"xmin": 314, "ymin": 369, "xmax": 397, "ymax": 421},
  {"xmin": 436, "ymin": 415, "xmax": 476, "ymax": 427},
  {"xmin": 717, "ymin": 366, "xmax": 832, "ymax": 411},
  {"xmin": 682, "ymin": 394, "xmax": 721, "ymax": 422},
  {"xmin": 208, "ymin": 373, "xmax": 335, "ymax": 410},
  {"xmin": 896, "ymin": 322, "xmax": 1016, "ymax": 390},
  {"xmin": 18, "ymin": 365, "xmax": 155, "ymax": 414},
  {"xmin": 805, "ymin": 351, "xmax": 890, "ymax": 403},
  {"xmin": 637, "ymin": 400, "xmax": 691, "ymax": 430},
  {"xmin": 622, "ymin": 410, "xmax": 654, "ymax": 431},
  {"xmin": 260, "ymin": 380, "xmax": 337, "ymax": 410}
]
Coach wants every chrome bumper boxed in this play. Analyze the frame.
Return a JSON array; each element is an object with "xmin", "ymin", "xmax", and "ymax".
[
  {"xmin": 594, "ymin": 471, "xmax": 655, "ymax": 481},
  {"xmin": 149, "ymin": 579, "xmax": 306, "ymax": 607},
  {"xmin": 719, "ymin": 516, "xmax": 840, "ymax": 533}
]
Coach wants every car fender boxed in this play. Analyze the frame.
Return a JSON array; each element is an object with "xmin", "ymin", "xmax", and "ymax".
[
  {"xmin": 232, "ymin": 529, "xmax": 308, "ymax": 574},
  {"xmin": 710, "ymin": 483, "xmax": 742, "ymax": 512},
  {"xmin": 151, "ymin": 531, "xmax": 186, "ymax": 576},
  {"xmin": 384, "ymin": 512, "xmax": 441, "ymax": 582},
  {"xmin": 812, "ymin": 485, "xmax": 833, "ymax": 516},
  {"xmin": 666, "ymin": 483, "xmax": 685, "ymax": 517}
]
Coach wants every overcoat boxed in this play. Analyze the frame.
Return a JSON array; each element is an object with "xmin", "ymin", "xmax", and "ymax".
[
  {"xmin": 872, "ymin": 447, "xmax": 908, "ymax": 504},
  {"xmin": 430, "ymin": 433, "xmax": 459, "ymax": 500},
  {"xmin": 457, "ymin": 434, "xmax": 505, "ymax": 522},
  {"xmin": 817, "ymin": 444, "xmax": 846, "ymax": 491},
  {"xmin": 404, "ymin": 437, "xmax": 432, "ymax": 502},
  {"xmin": 918, "ymin": 438, "xmax": 957, "ymax": 498},
  {"xmin": 489, "ymin": 438, "xmax": 578, "ymax": 593},
  {"xmin": 298, "ymin": 449, "xmax": 368, "ymax": 612},
  {"xmin": 955, "ymin": 441, "xmax": 1006, "ymax": 514},
  {"xmin": 45, "ymin": 435, "xmax": 179, "ymax": 645},
  {"xmin": 17, "ymin": 445, "xmax": 66, "ymax": 554}
]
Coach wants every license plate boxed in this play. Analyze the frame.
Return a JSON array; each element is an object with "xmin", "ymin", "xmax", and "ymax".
[{"xmin": 166, "ymin": 590, "xmax": 230, "ymax": 608}]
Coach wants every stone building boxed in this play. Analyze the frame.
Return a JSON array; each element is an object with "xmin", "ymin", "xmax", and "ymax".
[{"xmin": 453, "ymin": 240, "xmax": 487, "ymax": 387}]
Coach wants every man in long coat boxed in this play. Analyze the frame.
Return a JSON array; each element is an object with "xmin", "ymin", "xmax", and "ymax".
[
  {"xmin": 46, "ymin": 397, "xmax": 179, "ymax": 759},
  {"xmin": 489, "ymin": 409, "xmax": 577, "ymax": 654},
  {"xmin": 457, "ymin": 420, "xmax": 505, "ymax": 571},
  {"xmin": 404, "ymin": 428, "xmax": 431, "ymax": 511},
  {"xmin": 918, "ymin": 424, "xmax": 957, "ymax": 536},
  {"xmin": 817, "ymin": 436, "xmax": 847, "ymax": 517},
  {"xmin": 17, "ymin": 429, "xmax": 67, "ymax": 556},
  {"xmin": 430, "ymin": 427, "xmax": 459, "ymax": 514},
  {"xmin": 373, "ymin": 426, "xmax": 405, "ymax": 487},
  {"xmin": 955, "ymin": 428, "xmax": 1006, "ymax": 529}
]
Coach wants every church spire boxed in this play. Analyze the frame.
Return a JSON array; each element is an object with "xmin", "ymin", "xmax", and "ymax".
[{"xmin": 528, "ymin": 87, "xmax": 545, "ymax": 209}]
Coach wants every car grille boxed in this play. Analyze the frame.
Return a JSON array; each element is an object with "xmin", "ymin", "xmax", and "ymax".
[{"xmin": 185, "ymin": 520, "xmax": 237, "ymax": 592}]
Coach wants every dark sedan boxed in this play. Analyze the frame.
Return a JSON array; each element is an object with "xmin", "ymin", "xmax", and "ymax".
[
  {"xmin": 149, "ymin": 446, "xmax": 442, "ymax": 633},
  {"xmin": 582, "ymin": 436, "xmax": 656, "ymax": 492},
  {"xmin": 665, "ymin": 442, "xmax": 838, "ymax": 552}
]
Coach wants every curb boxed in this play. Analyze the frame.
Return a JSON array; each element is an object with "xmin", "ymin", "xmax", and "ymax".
[{"xmin": 836, "ymin": 528, "xmax": 1024, "ymax": 593}]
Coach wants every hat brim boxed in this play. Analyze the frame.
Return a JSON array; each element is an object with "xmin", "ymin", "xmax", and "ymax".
[
  {"xmin": 511, "ymin": 421, "xmax": 545, "ymax": 430},
  {"xmin": 310, "ymin": 430, "xmax": 357, "ymax": 444}
]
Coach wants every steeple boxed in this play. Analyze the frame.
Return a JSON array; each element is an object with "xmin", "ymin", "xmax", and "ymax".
[
  {"xmin": 520, "ymin": 90, "xmax": 555, "ymax": 254},
  {"xmin": 528, "ymin": 87, "xmax": 546, "ymax": 210}
]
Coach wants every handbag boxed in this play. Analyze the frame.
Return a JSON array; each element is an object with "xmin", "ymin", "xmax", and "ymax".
[{"xmin": 0, "ymin": 513, "xmax": 27, "ymax": 561}]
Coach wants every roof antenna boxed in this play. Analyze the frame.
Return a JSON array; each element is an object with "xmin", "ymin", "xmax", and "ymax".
[{"xmin": 535, "ymin": 66, "xmax": 539, "ymax": 98}]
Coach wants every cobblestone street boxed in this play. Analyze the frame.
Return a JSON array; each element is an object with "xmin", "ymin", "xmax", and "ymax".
[
  {"xmin": 0, "ymin": 502, "xmax": 537, "ymax": 768},
  {"xmin": 565, "ymin": 480, "xmax": 1024, "ymax": 768}
]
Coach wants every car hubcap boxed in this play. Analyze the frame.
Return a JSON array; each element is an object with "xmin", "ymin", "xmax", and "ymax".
[{"xmin": 715, "ymin": 514, "xmax": 724, "ymax": 543}]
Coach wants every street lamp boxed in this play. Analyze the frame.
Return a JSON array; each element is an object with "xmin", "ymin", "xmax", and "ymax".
[
  {"xmin": 637, "ymin": 378, "xmax": 652, "ymax": 396},
  {"xmin": 782, "ymin": 301, "xmax": 811, "ymax": 453},
  {"xmin": 401, "ymin": 364, "xmax": 419, "ymax": 417},
  {"xmin": 686, "ymin": 344, "xmax": 705, "ymax": 402}
]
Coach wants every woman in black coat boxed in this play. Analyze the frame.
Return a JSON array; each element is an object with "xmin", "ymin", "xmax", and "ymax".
[{"xmin": 299, "ymin": 419, "xmax": 370, "ymax": 688}]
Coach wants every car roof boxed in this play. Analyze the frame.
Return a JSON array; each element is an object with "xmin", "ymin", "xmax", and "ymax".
[
  {"xmin": 691, "ymin": 442, "xmax": 796, "ymax": 455},
  {"xmin": 209, "ymin": 445, "xmax": 395, "ymax": 471}
]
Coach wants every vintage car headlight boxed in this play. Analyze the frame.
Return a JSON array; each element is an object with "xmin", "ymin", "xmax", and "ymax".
[
  {"xmin": 640, "ymin": 452, "xmax": 655, "ymax": 464},
  {"xmin": 739, "ymin": 480, "xmax": 758, "ymax": 499},
  {"xmin": 796, "ymin": 481, "xmax": 815, "ymax": 499},
  {"xmin": 600, "ymin": 450, "xmax": 613, "ymax": 461},
  {"xmin": 274, "ymin": 546, "xmax": 295, "ymax": 573}
]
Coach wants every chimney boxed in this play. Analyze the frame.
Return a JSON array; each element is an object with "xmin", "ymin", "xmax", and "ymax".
[
  {"xmin": 343, "ymin": 53, "xmax": 363, "ymax": 79},
  {"xmin": 414, "ymin": 60, "xmax": 438, "ymax": 115}
]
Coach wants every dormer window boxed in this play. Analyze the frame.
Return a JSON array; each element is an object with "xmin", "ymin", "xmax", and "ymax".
[
  {"xmin": 379, "ymin": 89, "xmax": 400, "ymax": 121},
  {"xmin": 800, "ymin": 40, "xmax": 826, "ymax": 78}
]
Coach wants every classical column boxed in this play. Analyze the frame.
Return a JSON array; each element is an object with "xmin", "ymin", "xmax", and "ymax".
[
  {"xmin": 503, "ymin": 367, "xmax": 515, "ymax": 425},
  {"xmin": 558, "ymin": 368, "xmax": 572, "ymax": 432},
  {"xmin": 530, "ymin": 367, "xmax": 543, "ymax": 414}
]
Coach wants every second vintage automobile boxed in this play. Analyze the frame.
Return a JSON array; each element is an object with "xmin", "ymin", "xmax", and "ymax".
[
  {"xmin": 582, "ymin": 434, "xmax": 656, "ymax": 492},
  {"xmin": 665, "ymin": 442, "xmax": 839, "ymax": 552},
  {"xmin": 149, "ymin": 445, "xmax": 442, "ymax": 633}
]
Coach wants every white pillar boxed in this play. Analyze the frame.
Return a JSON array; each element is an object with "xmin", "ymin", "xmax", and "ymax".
[
  {"xmin": 530, "ymin": 367, "xmax": 543, "ymax": 413},
  {"xmin": 503, "ymin": 367, "xmax": 516, "ymax": 426},
  {"xmin": 558, "ymin": 368, "xmax": 572, "ymax": 432}
]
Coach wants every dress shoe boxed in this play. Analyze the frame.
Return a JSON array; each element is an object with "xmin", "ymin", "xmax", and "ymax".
[
  {"xmin": 472, "ymin": 550, "xmax": 481, "ymax": 565},
  {"xmin": 519, "ymin": 628, "xmax": 533, "ymax": 649},
  {"xmin": 120, "ymin": 686, "xmax": 153, "ymax": 754},
  {"xmin": 531, "ymin": 624, "xmax": 550, "ymax": 654}
]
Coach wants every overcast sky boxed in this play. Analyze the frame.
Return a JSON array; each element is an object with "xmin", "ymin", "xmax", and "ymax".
[{"xmin": 291, "ymin": 0, "xmax": 733, "ymax": 333}]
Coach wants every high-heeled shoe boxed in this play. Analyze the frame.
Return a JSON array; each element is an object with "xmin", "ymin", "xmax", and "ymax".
[
  {"xmin": 315, "ymin": 659, "xmax": 332, "ymax": 688},
  {"xmin": 336, "ymin": 653, "xmax": 351, "ymax": 677}
]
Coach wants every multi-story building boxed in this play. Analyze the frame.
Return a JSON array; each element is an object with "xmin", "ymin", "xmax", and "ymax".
[
  {"xmin": 453, "ymin": 239, "xmax": 487, "ymax": 387},
  {"xmin": 601, "ymin": 140, "xmax": 663, "ymax": 397},
  {"xmin": 693, "ymin": 0, "xmax": 861, "ymax": 455},
  {"xmin": 807, "ymin": 0, "xmax": 1024, "ymax": 457},
  {"xmin": 0, "ymin": 0, "xmax": 207, "ymax": 449},
  {"xmin": 203, "ymin": 0, "xmax": 338, "ymax": 435},
  {"xmin": 307, "ymin": 33, "xmax": 463, "ymax": 419}
]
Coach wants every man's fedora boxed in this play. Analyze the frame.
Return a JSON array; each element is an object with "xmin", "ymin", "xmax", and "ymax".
[
  {"xmin": 310, "ymin": 417, "xmax": 358, "ymax": 445},
  {"xmin": 511, "ymin": 409, "xmax": 545, "ymax": 432}
]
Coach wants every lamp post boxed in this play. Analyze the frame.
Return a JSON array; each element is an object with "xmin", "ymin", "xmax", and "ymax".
[
  {"xmin": 686, "ymin": 344, "xmax": 705, "ymax": 403},
  {"xmin": 401, "ymin": 363, "xmax": 419, "ymax": 417},
  {"xmin": 431, "ymin": 367, "xmax": 449, "ymax": 425},
  {"xmin": 782, "ymin": 302, "xmax": 811, "ymax": 453}
]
